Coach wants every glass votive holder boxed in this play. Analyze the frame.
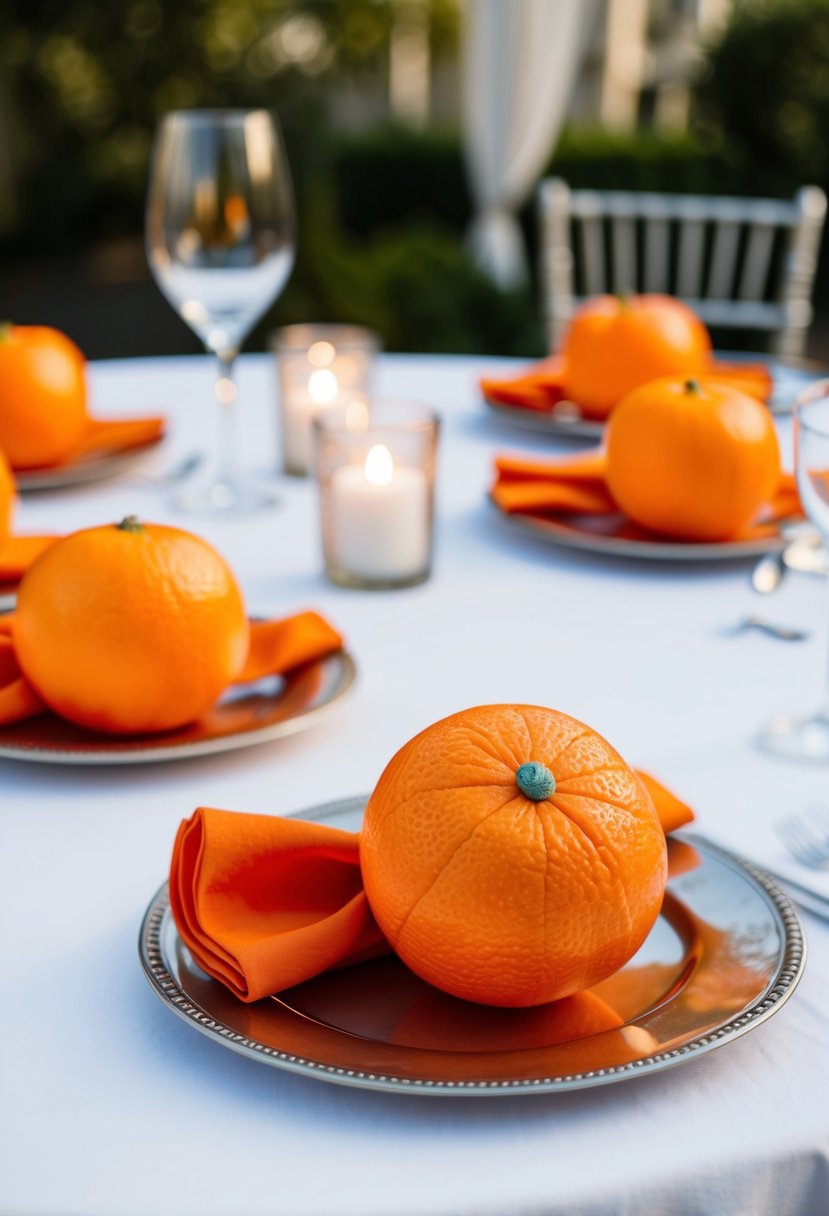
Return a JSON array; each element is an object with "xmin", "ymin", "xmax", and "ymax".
[
  {"xmin": 314, "ymin": 400, "xmax": 440, "ymax": 590},
  {"xmin": 271, "ymin": 323, "xmax": 380, "ymax": 477}
]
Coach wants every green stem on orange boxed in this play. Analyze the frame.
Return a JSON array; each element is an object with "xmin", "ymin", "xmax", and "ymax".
[
  {"xmin": 516, "ymin": 762, "xmax": 556, "ymax": 801},
  {"xmin": 116, "ymin": 515, "xmax": 144, "ymax": 533},
  {"xmin": 684, "ymin": 378, "xmax": 702, "ymax": 395}
]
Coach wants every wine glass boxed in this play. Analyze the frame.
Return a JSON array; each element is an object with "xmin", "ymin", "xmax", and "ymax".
[
  {"xmin": 759, "ymin": 379, "xmax": 829, "ymax": 761},
  {"xmin": 146, "ymin": 109, "xmax": 295, "ymax": 515}
]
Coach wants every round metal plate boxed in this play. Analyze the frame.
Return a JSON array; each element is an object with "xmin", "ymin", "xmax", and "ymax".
[
  {"xmin": 483, "ymin": 353, "xmax": 827, "ymax": 440},
  {"xmin": 494, "ymin": 502, "xmax": 785, "ymax": 562},
  {"xmin": 15, "ymin": 435, "xmax": 164, "ymax": 492},
  {"xmin": 0, "ymin": 650, "xmax": 355, "ymax": 765},
  {"xmin": 139, "ymin": 797, "xmax": 805, "ymax": 1096}
]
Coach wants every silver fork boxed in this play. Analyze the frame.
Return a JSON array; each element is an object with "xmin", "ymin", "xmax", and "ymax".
[{"xmin": 774, "ymin": 803, "xmax": 829, "ymax": 869}]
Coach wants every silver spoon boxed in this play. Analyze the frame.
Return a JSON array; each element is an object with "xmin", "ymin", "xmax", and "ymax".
[{"xmin": 751, "ymin": 552, "xmax": 785, "ymax": 594}]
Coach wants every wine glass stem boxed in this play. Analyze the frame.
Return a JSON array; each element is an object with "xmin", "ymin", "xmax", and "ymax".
[
  {"xmin": 215, "ymin": 353, "xmax": 238, "ymax": 488},
  {"xmin": 820, "ymin": 574, "xmax": 829, "ymax": 721}
]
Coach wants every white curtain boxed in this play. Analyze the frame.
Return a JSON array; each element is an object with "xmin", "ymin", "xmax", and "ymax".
[{"xmin": 462, "ymin": 0, "xmax": 595, "ymax": 289}]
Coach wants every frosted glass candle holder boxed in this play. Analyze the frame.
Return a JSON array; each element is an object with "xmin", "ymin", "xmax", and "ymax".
[
  {"xmin": 272, "ymin": 323, "xmax": 379, "ymax": 476},
  {"xmin": 314, "ymin": 400, "xmax": 440, "ymax": 590}
]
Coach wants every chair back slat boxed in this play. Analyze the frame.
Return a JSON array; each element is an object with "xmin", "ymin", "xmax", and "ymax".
[
  {"xmin": 577, "ymin": 194, "xmax": 606, "ymax": 296},
  {"xmin": 611, "ymin": 212, "xmax": 636, "ymax": 296},
  {"xmin": 675, "ymin": 198, "xmax": 708, "ymax": 297},
  {"xmin": 538, "ymin": 178, "xmax": 827, "ymax": 358},
  {"xmin": 738, "ymin": 221, "xmax": 775, "ymax": 301},
  {"xmin": 706, "ymin": 210, "xmax": 742, "ymax": 299},
  {"xmin": 643, "ymin": 199, "xmax": 670, "ymax": 293}
]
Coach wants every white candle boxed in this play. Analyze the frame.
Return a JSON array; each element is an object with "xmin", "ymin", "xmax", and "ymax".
[
  {"xmin": 281, "ymin": 367, "xmax": 340, "ymax": 475},
  {"xmin": 328, "ymin": 444, "xmax": 430, "ymax": 581}
]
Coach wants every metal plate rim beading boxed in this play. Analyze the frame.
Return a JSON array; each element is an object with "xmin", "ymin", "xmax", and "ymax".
[{"xmin": 138, "ymin": 796, "xmax": 806, "ymax": 1097}]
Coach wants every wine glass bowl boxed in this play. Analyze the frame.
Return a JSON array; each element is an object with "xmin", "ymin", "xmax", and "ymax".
[
  {"xmin": 146, "ymin": 109, "xmax": 295, "ymax": 514},
  {"xmin": 759, "ymin": 381, "xmax": 829, "ymax": 761}
]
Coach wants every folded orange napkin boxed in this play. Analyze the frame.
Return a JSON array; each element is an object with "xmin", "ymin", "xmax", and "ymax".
[
  {"xmin": 0, "ymin": 533, "xmax": 58, "ymax": 583},
  {"xmin": 0, "ymin": 611, "xmax": 342, "ymax": 728},
  {"xmin": 482, "ymin": 357, "xmax": 773, "ymax": 419},
  {"xmin": 492, "ymin": 449, "xmax": 802, "ymax": 542},
  {"xmin": 169, "ymin": 772, "xmax": 694, "ymax": 1003},
  {"xmin": 73, "ymin": 415, "xmax": 166, "ymax": 460},
  {"xmin": 0, "ymin": 455, "xmax": 60, "ymax": 581}
]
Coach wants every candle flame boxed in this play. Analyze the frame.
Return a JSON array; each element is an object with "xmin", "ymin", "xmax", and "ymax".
[
  {"xmin": 308, "ymin": 368, "xmax": 338, "ymax": 405},
  {"xmin": 364, "ymin": 443, "xmax": 393, "ymax": 486}
]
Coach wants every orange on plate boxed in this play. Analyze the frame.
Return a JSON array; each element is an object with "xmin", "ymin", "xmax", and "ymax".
[
  {"xmin": 561, "ymin": 295, "xmax": 711, "ymax": 419},
  {"xmin": 360, "ymin": 704, "xmax": 667, "ymax": 1008},
  {"xmin": 0, "ymin": 325, "xmax": 89, "ymax": 468},
  {"xmin": 13, "ymin": 516, "xmax": 249, "ymax": 734},
  {"xmin": 606, "ymin": 376, "xmax": 782, "ymax": 541}
]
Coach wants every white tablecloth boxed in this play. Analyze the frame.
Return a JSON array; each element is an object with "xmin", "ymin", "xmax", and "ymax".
[{"xmin": 3, "ymin": 354, "xmax": 829, "ymax": 1216}]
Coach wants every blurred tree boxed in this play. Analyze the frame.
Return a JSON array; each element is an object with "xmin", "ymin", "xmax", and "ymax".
[
  {"xmin": 0, "ymin": 0, "xmax": 460, "ymax": 251},
  {"xmin": 693, "ymin": 0, "xmax": 829, "ymax": 197}
]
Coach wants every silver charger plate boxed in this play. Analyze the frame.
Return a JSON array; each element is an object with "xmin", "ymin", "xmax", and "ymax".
[
  {"xmin": 494, "ymin": 501, "xmax": 785, "ymax": 562},
  {"xmin": 483, "ymin": 353, "xmax": 826, "ymax": 440},
  {"xmin": 15, "ymin": 434, "xmax": 164, "ymax": 492},
  {"xmin": 0, "ymin": 650, "xmax": 355, "ymax": 765},
  {"xmin": 139, "ymin": 796, "xmax": 805, "ymax": 1096}
]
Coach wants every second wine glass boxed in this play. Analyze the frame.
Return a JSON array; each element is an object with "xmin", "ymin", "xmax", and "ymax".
[
  {"xmin": 759, "ymin": 379, "xmax": 829, "ymax": 761},
  {"xmin": 146, "ymin": 108, "xmax": 295, "ymax": 515}
]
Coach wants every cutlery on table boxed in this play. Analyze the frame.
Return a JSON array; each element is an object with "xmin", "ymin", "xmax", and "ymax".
[
  {"xmin": 751, "ymin": 528, "xmax": 826, "ymax": 594},
  {"xmin": 128, "ymin": 452, "xmax": 205, "ymax": 487},
  {"xmin": 774, "ymin": 803, "xmax": 829, "ymax": 869},
  {"xmin": 730, "ymin": 615, "xmax": 811, "ymax": 642}
]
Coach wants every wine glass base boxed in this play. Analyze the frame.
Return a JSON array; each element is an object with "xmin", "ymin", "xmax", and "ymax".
[
  {"xmin": 757, "ymin": 713, "xmax": 829, "ymax": 763},
  {"xmin": 170, "ymin": 477, "xmax": 279, "ymax": 517}
]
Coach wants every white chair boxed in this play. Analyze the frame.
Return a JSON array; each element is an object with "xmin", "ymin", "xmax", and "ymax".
[{"xmin": 538, "ymin": 177, "xmax": 827, "ymax": 360}]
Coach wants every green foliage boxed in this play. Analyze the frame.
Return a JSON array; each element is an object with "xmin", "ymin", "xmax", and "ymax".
[
  {"xmin": 693, "ymin": 0, "xmax": 829, "ymax": 195},
  {"xmin": 0, "ymin": 0, "xmax": 458, "ymax": 248},
  {"xmin": 262, "ymin": 188, "xmax": 543, "ymax": 356},
  {"xmin": 549, "ymin": 127, "xmax": 742, "ymax": 196},
  {"xmin": 331, "ymin": 124, "xmax": 472, "ymax": 236}
]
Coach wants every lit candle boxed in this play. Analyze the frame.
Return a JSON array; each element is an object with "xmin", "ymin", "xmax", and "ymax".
[
  {"xmin": 328, "ymin": 443, "xmax": 430, "ymax": 581},
  {"xmin": 274, "ymin": 327, "xmax": 379, "ymax": 476},
  {"xmin": 281, "ymin": 363, "xmax": 341, "ymax": 476}
]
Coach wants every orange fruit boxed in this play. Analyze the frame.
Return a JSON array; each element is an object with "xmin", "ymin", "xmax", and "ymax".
[
  {"xmin": 561, "ymin": 295, "xmax": 711, "ymax": 419},
  {"xmin": 0, "ymin": 449, "xmax": 15, "ymax": 543},
  {"xmin": 360, "ymin": 704, "xmax": 667, "ymax": 1007},
  {"xmin": 606, "ymin": 377, "xmax": 781, "ymax": 541},
  {"xmin": 0, "ymin": 325, "xmax": 89, "ymax": 468},
  {"xmin": 14, "ymin": 516, "xmax": 249, "ymax": 734}
]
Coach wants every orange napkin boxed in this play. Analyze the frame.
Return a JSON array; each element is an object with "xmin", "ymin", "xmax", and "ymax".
[
  {"xmin": 72, "ymin": 415, "xmax": 166, "ymax": 460},
  {"xmin": 169, "ymin": 771, "xmax": 694, "ymax": 1003},
  {"xmin": 0, "ymin": 533, "xmax": 58, "ymax": 583},
  {"xmin": 0, "ymin": 611, "xmax": 343, "ymax": 728},
  {"xmin": 492, "ymin": 449, "xmax": 802, "ymax": 542},
  {"xmin": 482, "ymin": 356, "xmax": 773, "ymax": 419}
]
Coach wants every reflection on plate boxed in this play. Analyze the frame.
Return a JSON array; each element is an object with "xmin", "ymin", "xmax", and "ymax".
[
  {"xmin": 483, "ymin": 353, "xmax": 826, "ymax": 440},
  {"xmin": 139, "ymin": 796, "xmax": 804, "ymax": 1096},
  {"xmin": 0, "ymin": 650, "xmax": 355, "ymax": 765},
  {"xmin": 495, "ymin": 503, "xmax": 785, "ymax": 562},
  {"xmin": 15, "ymin": 435, "xmax": 164, "ymax": 492},
  {"xmin": 0, "ymin": 582, "xmax": 17, "ymax": 613}
]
